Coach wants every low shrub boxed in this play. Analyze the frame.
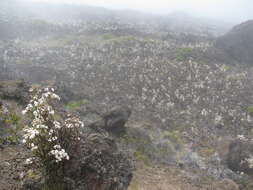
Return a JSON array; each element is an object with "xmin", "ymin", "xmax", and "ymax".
[
  {"xmin": 0, "ymin": 103, "xmax": 23, "ymax": 144},
  {"xmin": 22, "ymin": 87, "xmax": 84, "ymax": 189}
]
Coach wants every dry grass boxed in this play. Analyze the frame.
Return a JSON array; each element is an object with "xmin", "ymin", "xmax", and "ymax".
[
  {"xmin": 129, "ymin": 164, "xmax": 204, "ymax": 190},
  {"xmin": 128, "ymin": 162, "xmax": 239, "ymax": 190}
]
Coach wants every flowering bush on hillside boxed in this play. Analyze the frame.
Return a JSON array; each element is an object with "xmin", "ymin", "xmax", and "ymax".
[
  {"xmin": 68, "ymin": 48, "xmax": 253, "ymax": 152},
  {"xmin": 22, "ymin": 87, "xmax": 84, "ymax": 187}
]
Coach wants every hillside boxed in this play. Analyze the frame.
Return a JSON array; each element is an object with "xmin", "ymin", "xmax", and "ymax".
[
  {"xmin": 215, "ymin": 20, "xmax": 253, "ymax": 65},
  {"xmin": 1, "ymin": 1, "xmax": 253, "ymax": 190}
]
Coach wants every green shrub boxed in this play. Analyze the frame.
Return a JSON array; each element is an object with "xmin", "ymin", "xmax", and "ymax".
[
  {"xmin": 16, "ymin": 57, "xmax": 33, "ymax": 65},
  {"xmin": 134, "ymin": 151, "xmax": 150, "ymax": 166},
  {"xmin": 246, "ymin": 106, "xmax": 253, "ymax": 113},
  {"xmin": 163, "ymin": 130, "xmax": 183, "ymax": 145},
  {"xmin": 65, "ymin": 99, "xmax": 88, "ymax": 111},
  {"xmin": 102, "ymin": 33, "xmax": 117, "ymax": 40},
  {"xmin": 0, "ymin": 105, "xmax": 23, "ymax": 144},
  {"xmin": 176, "ymin": 47, "xmax": 193, "ymax": 62}
]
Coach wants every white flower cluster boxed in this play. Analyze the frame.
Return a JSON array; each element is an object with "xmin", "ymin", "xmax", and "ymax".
[
  {"xmin": 49, "ymin": 145, "xmax": 69, "ymax": 163},
  {"xmin": 23, "ymin": 128, "xmax": 39, "ymax": 141},
  {"xmin": 25, "ymin": 157, "xmax": 34, "ymax": 165},
  {"xmin": 245, "ymin": 155, "xmax": 253, "ymax": 168},
  {"xmin": 214, "ymin": 114, "xmax": 223, "ymax": 125},
  {"xmin": 22, "ymin": 87, "xmax": 73, "ymax": 164},
  {"xmin": 237, "ymin": 135, "xmax": 247, "ymax": 141},
  {"xmin": 53, "ymin": 121, "xmax": 61, "ymax": 129},
  {"xmin": 22, "ymin": 87, "xmax": 60, "ymax": 116},
  {"xmin": 201, "ymin": 109, "xmax": 208, "ymax": 116},
  {"xmin": 64, "ymin": 116, "xmax": 84, "ymax": 129}
]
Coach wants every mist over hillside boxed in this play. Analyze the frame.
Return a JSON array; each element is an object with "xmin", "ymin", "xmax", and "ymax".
[
  {"xmin": 1, "ymin": 1, "xmax": 253, "ymax": 190},
  {"xmin": 0, "ymin": 0, "xmax": 235, "ymax": 40}
]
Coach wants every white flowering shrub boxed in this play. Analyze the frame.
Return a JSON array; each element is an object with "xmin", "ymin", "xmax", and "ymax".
[
  {"xmin": 57, "ymin": 37, "xmax": 252, "ymax": 154},
  {"xmin": 245, "ymin": 155, "xmax": 253, "ymax": 169},
  {"xmin": 22, "ymin": 87, "xmax": 84, "ymax": 187},
  {"xmin": 72, "ymin": 53, "xmax": 253, "ymax": 132}
]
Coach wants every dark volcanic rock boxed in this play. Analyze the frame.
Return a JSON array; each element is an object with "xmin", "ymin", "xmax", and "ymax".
[
  {"xmin": 226, "ymin": 139, "xmax": 253, "ymax": 176},
  {"xmin": 61, "ymin": 107, "xmax": 132, "ymax": 189},
  {"xmin": 103, "ymin": 106, "xmax": 131, "ymax": 135},
  {"xmin": 64, "ymin": 131, "xmax": 133, "ymax": 190},
  {"xmin": 88, "ymin": 106, "xmax": 131, "ymax": 136},
  {"xmin": 215, "ymin": 20, "xmax": 253, "ymax": 64}
]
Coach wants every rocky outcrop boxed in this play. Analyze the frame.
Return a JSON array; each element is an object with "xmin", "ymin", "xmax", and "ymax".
[
  {"xmin": 87, "ymin": 106, "xmax": 131, "ymax": 136},
  {"xmin": 66, "ymin": 106, "xmax": 132, "ymax": 189},
  {"xmin": 215, "ymin": 20, "xmax": 253, "ymax": 65},
  {"xmin": 63, "ymin": 131, "xmax": 133, "ymax": 190},
  {"xmin": 226, "ymin": 138, "xmax": 253, "ymax": 175},
  {"xmin": 102, "ymin": 106, "xmax": 131, "ymax": 135}
]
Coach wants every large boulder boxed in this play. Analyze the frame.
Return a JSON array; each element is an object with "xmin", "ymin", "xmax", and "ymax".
[
  {"xmin": 88, "ymin": 106, "xmax": 131, "ymax": 136},
  {"xmin": 63, "ymin": 106, "xmax": 132, "ymax": 189},
  {"xmin": 63, "ymin": 131, "xmax": 133, "ymax": 190},
  {"xmin": 215, "ymin": 20, "xmax": 253, "ymax": 65},
  {"xmin": 226, "ymin": 138, "xmax": 253, "ymax": 175},
  {"xmin": 103, "ymin": 106, "xmax": 131, "ymax": 135}
]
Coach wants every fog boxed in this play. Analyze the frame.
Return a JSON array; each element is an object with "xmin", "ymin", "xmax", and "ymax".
[{"xmin": 27, "ymin": 0, "xmax": 253, "ymax": 23}]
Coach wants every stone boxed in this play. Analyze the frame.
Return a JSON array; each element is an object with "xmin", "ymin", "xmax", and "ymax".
[
  {"xmin": 102, "ymin": 106, "xmax": 131, "ymax": 136},
  {"xmin": 63, "ymin": 129, "xmax": 133, "ymax": 190},
  {"xmin": 88, "ymin": 106, "xmax": 131, "ymax": 136},
  {"xmin": 226, "ymin": 139, "xmax": 253, "ymax": 176}
]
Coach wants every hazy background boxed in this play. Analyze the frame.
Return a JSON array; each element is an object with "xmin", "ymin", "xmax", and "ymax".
[{"xmin": 27, "ymin": 0, "xmax": 253, "ymax": 23}]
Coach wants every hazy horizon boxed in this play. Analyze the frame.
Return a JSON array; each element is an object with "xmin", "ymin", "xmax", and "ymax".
[{"xmin": 24, "ymin": 0, "xmax": 253, "ymax": 23}]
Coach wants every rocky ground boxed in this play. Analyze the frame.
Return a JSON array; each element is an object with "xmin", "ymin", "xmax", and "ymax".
[
  {"xmin": 0, "ymin": 145, "xmax": 30, "ymax": 190},
  {"xmin": 0, "ymin": 145, "xmax": 245, "ymax": 190}
]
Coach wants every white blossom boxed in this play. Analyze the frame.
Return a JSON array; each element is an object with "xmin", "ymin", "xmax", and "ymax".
[
  {"xmin": 214, "ymin": 114, "xmax": 223, "ymax": 125},
  {"xmin": 237, "ymin": 135, "xmax": 247, "ymax": 141},
  {"xmin": 25, "ymin": 158, "xmax": 33, "ymax": 165},
  {"xmin": 201, "ymin": 109, "xmax": 208, "ymax": 116},
  {"xmin": 245, "ymin": 155, "xmax": 253, "ymax": 168}
]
